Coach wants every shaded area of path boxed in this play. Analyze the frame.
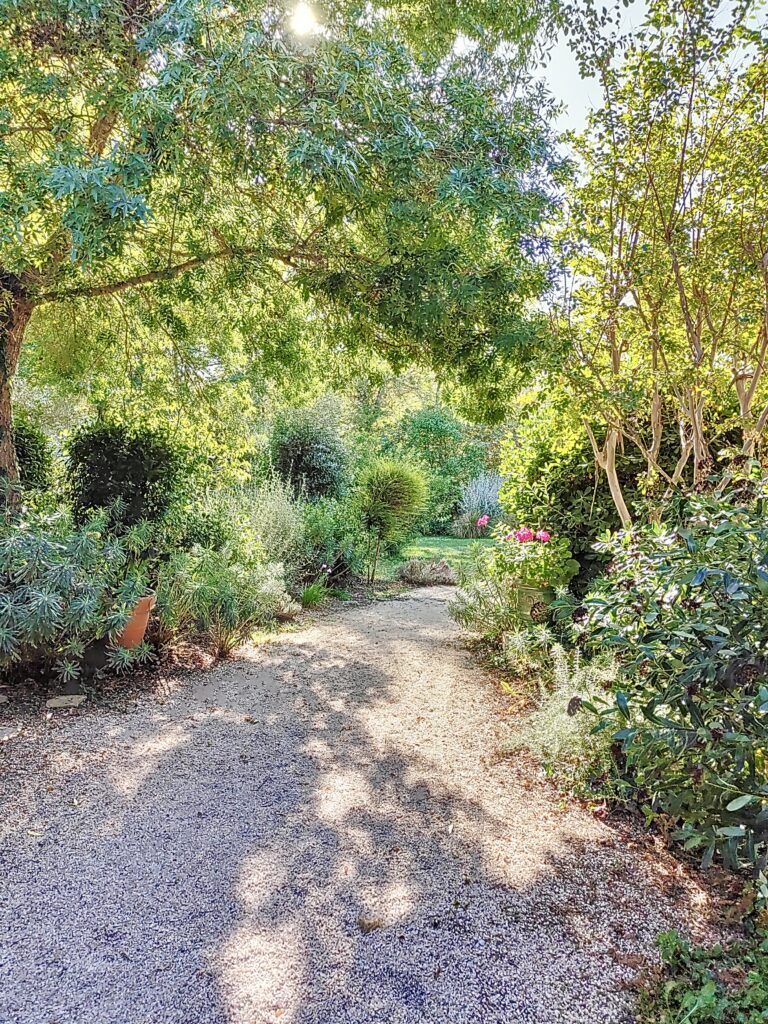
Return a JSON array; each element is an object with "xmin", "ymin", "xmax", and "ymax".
[{"xmin": 0, "ymin": 588, "xmax": 713, "ymax": 1024}]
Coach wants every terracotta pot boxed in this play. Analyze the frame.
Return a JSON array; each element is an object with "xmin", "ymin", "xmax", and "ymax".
[{"xmin": 116, "ymin": 595, "xmax": 157, "ymax": 650}]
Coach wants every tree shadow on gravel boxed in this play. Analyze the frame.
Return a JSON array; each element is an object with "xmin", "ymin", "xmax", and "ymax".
[{"xmin": 0, "ymin": 596, "xmax": 716, "ymax": 1024}]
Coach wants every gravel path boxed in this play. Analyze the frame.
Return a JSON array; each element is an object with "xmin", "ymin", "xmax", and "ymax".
[{"xmin": 1, "ymin": 588, "xmax": 714, "ymax": 1024}]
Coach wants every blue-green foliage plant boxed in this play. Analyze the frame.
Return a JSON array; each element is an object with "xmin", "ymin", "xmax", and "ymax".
[{"xmin": 0, "ymin": 509, "xmax": 152, "ymax": 683}]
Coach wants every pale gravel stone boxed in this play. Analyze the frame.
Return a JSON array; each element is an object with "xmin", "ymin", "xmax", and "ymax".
[
  {"xmin": 0, "ymin": 588, "xmax": 716, "ymax": 1024},
  {"xmin": 45, "ymin": 694, "xmax": 87, "ymax": 709}
]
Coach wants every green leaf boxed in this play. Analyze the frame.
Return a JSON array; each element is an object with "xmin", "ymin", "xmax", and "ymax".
[{"xmin": 726, "ymin": 794, "xmax": 755, "ymax": 812}]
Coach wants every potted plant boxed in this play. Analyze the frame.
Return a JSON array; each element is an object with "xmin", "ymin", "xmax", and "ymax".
[{"xmin": 491, "ymin": 526, "xmax": 579, "ymax": 621}]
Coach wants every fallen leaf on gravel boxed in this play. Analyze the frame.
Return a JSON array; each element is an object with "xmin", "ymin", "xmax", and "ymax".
[
  {"xmin": 358, "ymin": 917, "xmax": 384, "ymax": 934},
  {"xmin": 0, "ymin": 694, "xmax": 8, "ymax": 705},
  {"xmin": 46, "ymin": 695, "xmax": 86, "ymax": 709},
  {"xmin": 612, "ymin": 951, "xmax": 647, "ymax": 970},
  {"xmin": 0, "ymin": 725, "xmax": 21, "ymax": 742}
]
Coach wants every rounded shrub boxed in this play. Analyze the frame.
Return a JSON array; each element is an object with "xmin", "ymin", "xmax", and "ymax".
[
  {"xmin": 13, "ymin": 417, "xmax": 53, "ymax": 491},
  {"xmin": 67, "ymin": 421, "xmax": 186, "ymax": 527},
  {"xmin": 270, "ymin": 410, "xmax": 349, "ymax": 501}
]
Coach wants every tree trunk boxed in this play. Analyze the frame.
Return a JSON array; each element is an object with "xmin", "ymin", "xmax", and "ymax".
[
  {"xmin": 585, "ymin": 422, "xmax": 632, "ymax": 528},
  {"xmin": 0, "ymin": 273, "xmax": 34, "ymax": 495},
  {"xmin": 685, "ymin": 390, "xmax": 711, "ymax": 488}
]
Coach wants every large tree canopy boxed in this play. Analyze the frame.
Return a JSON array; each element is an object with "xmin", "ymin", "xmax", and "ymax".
[{"xmin": 0, "ymin": 0, "xmax": 562, "ymax": 483}]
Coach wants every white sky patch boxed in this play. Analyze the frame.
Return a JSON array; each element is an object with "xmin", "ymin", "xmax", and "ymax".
[{"xmin": 290, "ymin": 2, "xmax": 319, "ymax": 36}]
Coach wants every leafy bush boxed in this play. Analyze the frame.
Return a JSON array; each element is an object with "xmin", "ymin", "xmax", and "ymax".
[
  {"xmin": 300, "ymin": 495, "xmax": 366, "ymax": 582},
  {"xmin": 492, "ymin": 527, "xmax": 580, "ymax": 590},
  {"xmin": 503, "ymin": 645, "xmax": 618, "ymax": 795},
  {"xmin": 452, "ymin": 472, "xmax": 502, "ymax": 537},
  {"xmin": 450, "ymin": 528, "xmax": 578, "ymax": 640},
  {"xmin": 270, "ymin": 410, "xmax": 349, "ymax": 501},
  {"xmin": 156, "ymin": 546, "xmax": 288, "ymax": 656},
  {"xmin": 13, "ymin": 417, "xmax": 53, "ymax": 491},
  {"xmin": 67, "ymin": 421, "xmax": 187, "ymax": 527},
  {"xmin": 499, "ymin": 403, "xmax": 624, "ymax": 581},
  {"xmin": 165, "ymin": 490, "xmax": 241, "ymax": 553},
  {"xmin": 499, "ymin": 394, "xmax": 738, "ymax": 589},
  {"xmin": 0, "ymin": 510, "xmax": 152, "ymax": 682},
  {"xmin": 388, "ymin": 407, "xmax": 486, "ymax": 535},
  {"xmin": 638, "ymin": 930, "xmax": 768, "ymax": 1024},
  {"xmin": 580, "ymin": 482, "xmax": 768, "ymax": 883},
  {"xmin": 246, "ymin": 477, "xmax": 307, "ymax": 578},
  {"xmin": 163, "ymin": 477, "xmax": 306, "ymax": 584},
  {"xmin": 357, "ymin": 459, "xmax": 427, "ymax": 581}
]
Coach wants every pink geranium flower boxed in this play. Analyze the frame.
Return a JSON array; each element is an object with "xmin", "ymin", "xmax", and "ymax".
[
  {"xmin": 535, "ymin": 530, "xmax": 551, "ymax": 543},
  {"xmin": 514, "ymin": 527, "xmax": 535, "ymax": 543},
  {"xmin": 476, "ymin": 515, "xmax": 490, "ymax": 527}
]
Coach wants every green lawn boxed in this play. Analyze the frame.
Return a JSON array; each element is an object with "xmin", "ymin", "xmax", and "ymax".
[{"xmin": 379, "ymin": 535, "xmax": 491, "ymax": 580}]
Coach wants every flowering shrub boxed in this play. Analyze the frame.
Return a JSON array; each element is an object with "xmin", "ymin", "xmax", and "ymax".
[
  {"xmin": 493, "ymin": 526, "xmax": 578, "ymax": 590},
  {"xmin": 449, "ymin": 527, "xmax": 578, "ymax": 639}
]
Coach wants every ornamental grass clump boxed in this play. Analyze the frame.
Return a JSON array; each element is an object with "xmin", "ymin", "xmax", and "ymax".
[{"xmin": 452, "ymin": 473, "xmax": 503, "ymax": 537}]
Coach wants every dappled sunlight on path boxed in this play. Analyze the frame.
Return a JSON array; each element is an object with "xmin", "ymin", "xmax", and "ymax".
[{"xmin": 1, "ymin": 590, "xmax": 714, "ymax": 1024}]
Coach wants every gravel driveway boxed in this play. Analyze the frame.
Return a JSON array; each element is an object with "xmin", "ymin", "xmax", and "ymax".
[{"xmin": 1, "ymin": 588, "xmax": 714, "ymax": 1024}]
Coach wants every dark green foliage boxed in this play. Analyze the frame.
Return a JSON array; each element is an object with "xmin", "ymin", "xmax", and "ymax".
[
  {"xmin": 162, "ymin": 491, "xmax": 236, "ymax": 553},
  {"xmin": 581, "ymin": 482, "xmax": 768, "ymax": 883},
  {"xmin": 67, "ymin": 422, "xmax": 186, "ymax": 528},
  {"xmin": 638, "ymin": 930, "xmax": 768, "ymax": 1024},
  {"xmin": 0, "ymin": 509, "xmax": 152, "ymax": 682},
  {"xmin": 13, "ymin": 417, "xmax": 53, "ymax": 491},
  {"xmin": 271, "ymin": 411, "xmax": 349, "ymax": 502},
  {"xmin": 357, "ymin": 458, "xmax": 427, "ymax": 580}
]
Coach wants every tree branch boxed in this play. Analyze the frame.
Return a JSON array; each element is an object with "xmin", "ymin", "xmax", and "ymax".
[{"xmin": 33, "ymin": 246, "xmax": 298, "ymax": 305}]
